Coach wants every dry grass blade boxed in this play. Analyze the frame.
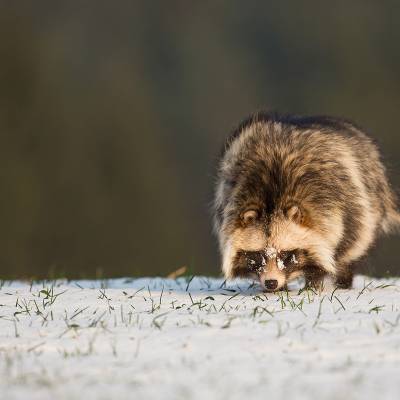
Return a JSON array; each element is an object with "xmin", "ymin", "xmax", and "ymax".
[{"xmin": 166, "ymin": 266, "xmax": 187, "ymax": 279}]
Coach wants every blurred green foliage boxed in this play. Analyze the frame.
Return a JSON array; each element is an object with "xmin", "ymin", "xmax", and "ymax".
[{"xmin": 0, "ymin": 1, "xmax": 399, "ymax": 279}]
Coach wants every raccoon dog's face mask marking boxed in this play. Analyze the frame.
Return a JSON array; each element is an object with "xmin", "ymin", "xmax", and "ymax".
[{"xmin": 233, "ymin": 247, "xmax": 309, "ymax": 291}]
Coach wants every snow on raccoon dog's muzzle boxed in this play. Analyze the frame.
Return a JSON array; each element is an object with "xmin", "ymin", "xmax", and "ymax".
[{"xmin": 213, "ymin": 112, "xmax": 400, "ymax": 290}]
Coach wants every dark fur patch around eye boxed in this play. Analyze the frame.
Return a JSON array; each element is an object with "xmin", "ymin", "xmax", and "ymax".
[
  {"xmin": 233, "ymin": 250, "xmax": 266, "ymax": 276},
  {"xmin": 279, "ymin": 250, "xmax": 295, "ymax": 264}
]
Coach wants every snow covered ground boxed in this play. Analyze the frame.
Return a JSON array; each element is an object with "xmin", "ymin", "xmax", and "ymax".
[{"xmin": 1, "ymin": 275, "xmax": 400, "ymax": 400}]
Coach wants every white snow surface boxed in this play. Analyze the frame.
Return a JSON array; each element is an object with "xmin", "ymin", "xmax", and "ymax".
[{"xmin": 1, "ymin": 275, "xmax": 400, "ymax": 400}]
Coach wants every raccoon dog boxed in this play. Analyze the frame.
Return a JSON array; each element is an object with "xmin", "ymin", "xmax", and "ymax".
[{"xmin": 213, "ymin": 112, "xmax": 400, "ymax": 291}]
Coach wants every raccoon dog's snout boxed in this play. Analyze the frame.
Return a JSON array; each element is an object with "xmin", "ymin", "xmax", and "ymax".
[
  {"xmin": 264, "ymin": 280, "xmax": 278, "ymax": 290},
  {"xmin": 238, "ymin": 249, "xmax": 287, "ymax": 291}
]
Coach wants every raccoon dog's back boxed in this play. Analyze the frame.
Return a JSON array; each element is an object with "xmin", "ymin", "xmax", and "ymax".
[{"xmin": 214, "ymin": 112, "xmax": 400, "ymax": 288}]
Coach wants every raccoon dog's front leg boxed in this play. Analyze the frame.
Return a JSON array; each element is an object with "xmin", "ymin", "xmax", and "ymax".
[
  {"xmin": 334, "ymin": 269, "xmax": 354, "ymax": 289},
  {"xmin": 304, "ymin": 266, "xmax": 327, "ymax": 291}
]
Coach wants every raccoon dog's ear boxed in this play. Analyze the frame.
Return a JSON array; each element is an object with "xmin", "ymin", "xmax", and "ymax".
[{"xmin": 285, "ymin": 204, "xmax": 303, "ymax": 223}]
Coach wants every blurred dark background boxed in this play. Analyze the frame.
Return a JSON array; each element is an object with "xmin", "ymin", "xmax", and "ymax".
[{"xmin": 1, "ymin": 1, "xmax": 399, "ymax": 279}]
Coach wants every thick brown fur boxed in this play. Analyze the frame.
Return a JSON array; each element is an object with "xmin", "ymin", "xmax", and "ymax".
[{"xmin": 213, "ymin": 112, "xmax": 400, "ymax": 291}]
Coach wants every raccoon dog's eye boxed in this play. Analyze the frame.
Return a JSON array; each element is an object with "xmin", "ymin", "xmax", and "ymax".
[
  {"xmin": 242, "ymin": 209, "xmax": 258, "ymax": 225},
  {"xmin": 280, "ymin": 250, "xmax": 298, "ymax": 265}
]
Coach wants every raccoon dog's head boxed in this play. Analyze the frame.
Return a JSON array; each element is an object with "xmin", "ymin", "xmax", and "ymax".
[{"xmin": 216, "ymin": 200, "xmax": 330, "ymax": 291}]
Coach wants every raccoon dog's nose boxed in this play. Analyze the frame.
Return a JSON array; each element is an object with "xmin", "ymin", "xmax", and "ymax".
[{"xmin": 264, "ymin": 279, "xmax": 278, "ymax": 290}]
